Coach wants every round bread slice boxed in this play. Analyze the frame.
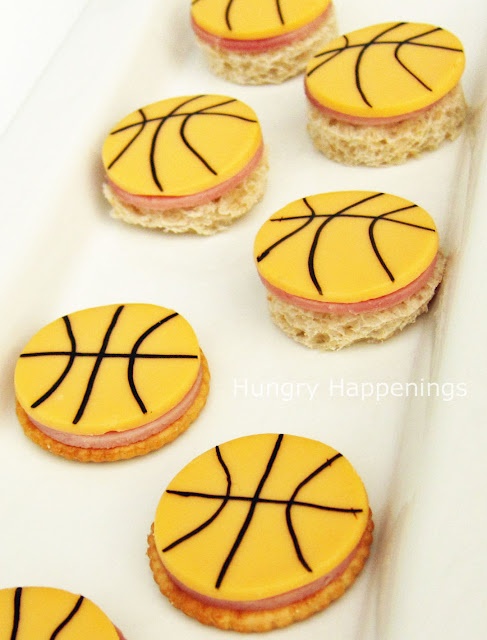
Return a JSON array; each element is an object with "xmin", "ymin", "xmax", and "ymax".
[
  {"xmin": 265, "ymin": 253, "xmax": 445, "ymax": 350},
  {"xmin": 148, "ymin": 433, "xmax": 373, "ymax": 632},
  {"xmin": 191, "ymin": 0, "xmax": 338, "ymax": 85},
  {"xmin": 14, "ymin": 303, "xmax": 210, "ymax": 462},
  {"xmin": 0, "ymin": 586, "xmax": 126, "ymax": 640},
  {"xmin": 101, "ymin": 94, "xmax": 268, "ymax": 234},
  {"xmin": 254, "ymin": 191, "xmax": 446, "ymax": 350},
  {"xmin": 304, "ymin": 21, "xmax": 467, "ymax": 166}
]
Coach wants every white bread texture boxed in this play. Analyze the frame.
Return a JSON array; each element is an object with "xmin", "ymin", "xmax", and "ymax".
[
  {"xmin": 103, "ymin": 151, "xmax": 269, "ymax": 235},
  {"xmin": 307, "ymin": 85, "xmax": 467, "ymax": 166},
  {"xmin": 265, "ymin": 253, "xmax": 446, "ymax": 351},
  {"xmin": 194, "ymin": 4, "xmax": 337, "ymax": 85}
]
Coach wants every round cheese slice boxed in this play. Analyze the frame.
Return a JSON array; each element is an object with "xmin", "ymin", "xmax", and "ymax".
[
  {"xmin": 0, "ymin": 587, "xmax": 124, "ymax": 640},
  {"xmin": 153, "ymin": 433, "xmax": 370, "ymax": 604},
  {"xmin": 14, "ymin": 303, "xmax": 201, "ymax": 436},
  {"xmin": 191, "ymin": 0, "xmax": 332, "ymax": 41},
  {"xmin": 253, "ymin": 191, "xmax": 439, "ymax": 304},
  {"xmin": 102, "ymin": 94, "xmax": 263, "ymax": 197},
  {"xmin": 305, "ymin": 21, "xmax": 465, "ymax": 118}
]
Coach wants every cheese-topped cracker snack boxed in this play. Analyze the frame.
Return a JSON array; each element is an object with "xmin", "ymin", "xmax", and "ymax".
[
  {"xmin": 148, "ymin": 433, "xmax": 373, "ymax": 631},
  {"xmin": 14, "ymin": 303, "xmax": 210, "ymax": 461}
]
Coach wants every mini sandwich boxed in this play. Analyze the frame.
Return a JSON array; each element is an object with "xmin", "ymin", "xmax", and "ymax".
[
  {"xmin": 102, "ymin": 94, "xmax": 268, "ymax": 234},
  {"xmin": 148, "ymin": 433, "xmax": 373, "ymax": 631},
  {"xmin": 14, "ymin": 303, "xmax": 209, "ymax": 461},
  {"xmin": 254, "ymin": 190, "xmax": 446, "ymax": 350},
  {"xmin": 191, "ymin": 0, "xmax": 338, "ymax": 84},
  {"xmin": 305, "ymin": 22, "xmax": 467, "ymax": 166}
]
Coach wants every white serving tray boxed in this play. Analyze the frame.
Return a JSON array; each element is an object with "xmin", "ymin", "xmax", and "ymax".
[{"xmin": 1, "ymin": 1, "xmax": 486, "ymax": 638}]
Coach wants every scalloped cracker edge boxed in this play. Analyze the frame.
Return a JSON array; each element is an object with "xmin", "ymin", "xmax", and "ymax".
[{"xmin": 147, "ymin": 512, "xmax": 373, "ymax": 632}]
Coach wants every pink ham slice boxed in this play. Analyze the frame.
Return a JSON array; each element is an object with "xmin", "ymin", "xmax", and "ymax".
[
  {"xmin": 191, "ymin": 6, "xmax": 332, "ymax": 53},
  {"xmin": 106, "ymin": 144, "xmax": 264, "ymax": 211},
  {"xmin": 28, "ymin": 365, "xmax": 203, "ymax": 449},
  {"xmin": 261, "ymin": 255, "xmax": 438, "ymax": 315}
]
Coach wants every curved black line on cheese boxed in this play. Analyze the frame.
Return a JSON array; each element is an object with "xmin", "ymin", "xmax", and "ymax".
[
  {"xmin": 73, "ymin": 305, "xmax": 124, "ymax": 424},
  {"xmin": 393, "ymin": 26, "xmax": 443, "ymax": 92},
  {"xmin": 10, "ymin": 587, "xmax": 22, "ymax": 640},
  {"xmin": 148, "ymin": 95, "xmax": 205, "ymax": 192},
  {"xmin": 163, "ymin": 445, "xmax": 233, "ymax": 553},
  {"xmin": 307, "ymin": 192, "xmax": 384, "ymax": 296},
  {"xmin": 355, "ymin": 23, "xmax": 404, "ymax": 108},
  {"xmin": 285, "ymin": 453, "xmax": 343, "ymax": 572},
  {"xmin": 368, "ymin": 205, "xmax": 419, "ymax": 282},
  {"xmin": 28, "ymin": 315, "xmax": 77, "ymax": 409},
  {"xmin": 215, "ymin": 434, "xmax": 284, "ymax": 588},
  {"xmin": 128, "ymin": 312, "xmax": 180, "ymax": 414},
  {"xmin": 107, "ymin": 109, "xmax": 147, "ymax": 171},
  {"xmin": 256, "ymin": 197, "xmax": 317, "ymax": 263},
  {"xmin": 50, "ymin": 596, "xmax": 84, "ymax": 640},
  {"xmin": 275, "ymin": 0, "xmax": 285, "ymax": 26}
]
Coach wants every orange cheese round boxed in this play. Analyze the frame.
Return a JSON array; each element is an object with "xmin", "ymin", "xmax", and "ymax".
[
  {"xmin": 254, "ymin": 191, "xmax": 439, "ymax": 304},
  {"xmin": 102, "ymin": 94, "xmax": 263, "ymax": 196},
  {"xmin": 305, "ymin": 22, "xmax": 465, "ymax": 118},
  {"xmin": 14, "ymin": 303, "xmax": 201, "ymax": 436},
  {"xmin": 191, "ymin": 0, "xmax": 332, "ymax": 41},
  {"xmin": 0, "ymin": 587, "xmax": 121, "ymax": 640},
  {"xmin": 153, "ymin": 433, "xmax": 369, "ymax": 603}
]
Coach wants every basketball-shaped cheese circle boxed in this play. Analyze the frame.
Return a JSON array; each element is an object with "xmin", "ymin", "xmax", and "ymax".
[
  {"xmin": 102, "ymin": 94, "xmax": 263, "ymax": 196},
  {"xmin": 305, "ymin": 22, "xmax": 465, "ymax": 118},
  {"xmin": 253, "ymin": 191, "xmax": 439, "ymax": 304},
  {"xmin": 14, "ymin": 303, "xmax": 201, "ymax": 435},
  {"xmin": 0, "ymin": 587, "xmax": 121, "ymax": 640},
  {"xmin": 191, "ymin": 0, "xmax": 332, "ymax": 41},
  {"xmin": 154, "ymin": 433, "xmax": 369, "ymax": 602}
]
